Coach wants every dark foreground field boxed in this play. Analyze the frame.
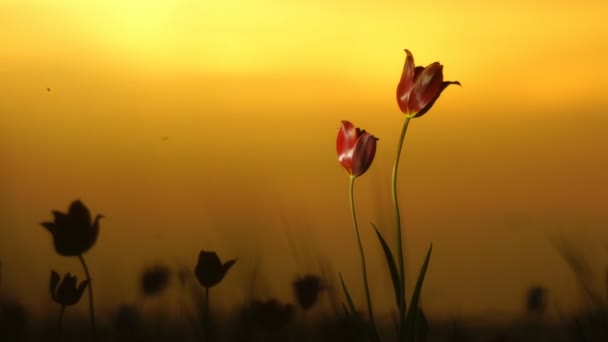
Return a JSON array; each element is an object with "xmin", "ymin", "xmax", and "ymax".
[{"xmin": 2, "ymin": 296, "xmax": 608, "ymax": 342}]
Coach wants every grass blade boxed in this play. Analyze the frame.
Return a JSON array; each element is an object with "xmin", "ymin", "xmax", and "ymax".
[{"xmin": 339, "ymin": 272, "xmax": 358, "ymax": 316}]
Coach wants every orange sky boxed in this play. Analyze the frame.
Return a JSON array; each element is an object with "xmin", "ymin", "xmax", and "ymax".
[{"xmin": 1, "ymin": 0, "xmax": 608, "ymax": 321}]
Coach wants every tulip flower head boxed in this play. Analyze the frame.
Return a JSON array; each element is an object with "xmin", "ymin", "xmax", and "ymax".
[
  {"xmin": 140, "ymin": 264, "xmax": 171, "ymax": 297},
  {"xmin": 396, "ymin": 49, "xmax": 460, "ymax": 118},
  {"xmin": 41, "ymin": 200, "xmax": 103, "ymax": 256},
  {"xmin": 336, "ymin": 120, "xmax": 378, "ymax": 178},
  {"xmin": 293, "ymin": 275, "xmax": 323, "ymax": 310},
  {"xmin": 194, "ymin": 250, "xmax": 237, "ymax": 288},
  {"xmin": 50, "ymin": 270, "xmax": 89, "ymax": 307}
]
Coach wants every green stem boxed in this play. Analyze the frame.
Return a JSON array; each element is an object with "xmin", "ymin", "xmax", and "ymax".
[
  {"xmin": 57, "ymin": 306, "xmax": 65, "ymax": 342},
  {"xmin": 78, "ymin": 254, "xmax": 98, "ymax": 341},
  {"xmin": 349, "ymin": 176, "xmax": 379, "ymax": 342},
  {"xmin": 392, "ymin": 115, "xmax": 412, "ymax": 339}
]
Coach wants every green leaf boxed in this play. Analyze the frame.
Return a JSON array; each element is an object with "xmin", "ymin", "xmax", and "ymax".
[
  {"xmin": 339, "ymin": 272, "xmax": 358, "ymax": 317},
  {"xmin": 371, "ymin": 222, "xmax": 401, "ymax": 309},
  {"xmin": 405, "ymin": 243, "xmax": 433, "ymax": 341}
]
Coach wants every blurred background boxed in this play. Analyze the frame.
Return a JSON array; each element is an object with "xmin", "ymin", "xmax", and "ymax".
[{"xmin": 1, "ymin": 0, "xmax": 607, "ymax": 324}]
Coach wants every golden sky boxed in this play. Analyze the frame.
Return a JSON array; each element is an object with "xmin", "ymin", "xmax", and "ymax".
[{"xmin": 1, "ymin": 0, "xmax": 608, "ymax": 320}]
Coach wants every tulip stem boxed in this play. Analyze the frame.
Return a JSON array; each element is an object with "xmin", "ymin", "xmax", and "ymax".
[
  {"xmin": 204, "ymin": 286, "xmax": 210, "ymax": 342},
  {"xmin": 349, "ymin": 176, "xmax": 379, "ymax": 342},
  {"xmin": 57, "ymin": 306, "xmax": 65, "ymax": 342},
  {"xmin": 392, "ymin": 115, "xmax": 412, "ymax": 339},
  {"xmin": 78, "ymin": 254, "xmax": 98, "ymax": 341}
]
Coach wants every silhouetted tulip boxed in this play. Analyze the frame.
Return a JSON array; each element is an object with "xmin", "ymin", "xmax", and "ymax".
[
  {"xmin": 194, "ymin": 251, "xmax": 236, "ymax": 288},
  {"xmin": 50, "ymin": 270, "xmax": 89, "ymax": 307},
  {"xmin": 140, "ymin": 264, "xmax": 171, "ymax": 297},
  {"xmin": 525, "ymin": 285, "xmax": 547, "ymax": 314},
  {"xmin": 41, "ymin": 200, "xmax": 103, "ymax": 256},
  {"xmin": 337, "ymin": 120, "xmax": 378, "ymax": 178},
  {"xmin": 250, "ymin": 299, "xmax": 294, "ymax": 332},
  {"xmin": 293, "ymin": 275, "xmax": 323, "ymax": 310},
  {"xmin": 396, "ymin": 49, "xmax": 460, "ymax": 118}
]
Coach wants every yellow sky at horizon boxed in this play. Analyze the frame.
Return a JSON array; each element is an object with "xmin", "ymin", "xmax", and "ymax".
[{"xmin": 1, "ymin": 0, "xmax": 608, "ymax": 320}]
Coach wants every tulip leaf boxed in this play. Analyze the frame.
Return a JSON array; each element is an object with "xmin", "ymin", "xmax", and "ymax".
[
  {"xmin": 339, "ymin": 272, "xmax": 358, "ymax": 317},
  {"xmin": 405, "ymin": 243, "xmax": 432, "ymax": 341},
  {"xmin": 371, "ymin": 222, "xmax": 401, "ymax": 309}
]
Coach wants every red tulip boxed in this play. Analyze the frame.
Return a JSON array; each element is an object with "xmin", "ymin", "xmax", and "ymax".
[
  {"xmin": 337, "ymin": 120, "xmax": 378, "ymax": 178},
  {"xmin": 396, "ymin": 49, "xmax": 460, "ymax": 118}
]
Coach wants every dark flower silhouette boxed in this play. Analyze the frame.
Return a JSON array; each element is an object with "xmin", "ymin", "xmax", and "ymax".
[
  {"xmin": 525, "ymin": 285, "xmax": 548, "ymax": 314},
  {"xmin": 140, "ymin": 264, "xmax": 171, "ymax": 297},
  {"xmin": 194, "ymin": 250, "xmax": 236, "ymax": 288},
  {"xmin": 293, "ymin": 274, "xmax": 323, "ymax": 310},
  {"xmin": 336, "ymin": 120, "xmax": 378, "ymax": 178},
  {"xmin": 396, "ymin": 49, "xmax": 460, "ymax": 118},
  {"xmin": 250, "ymin": 299, "xmax": 294, "ymax": 332},
  {"xmin": 50, "ymin": 270, "xmax": 89, "ymax": 307},
  {"xmin": 41, "ymin": 200, "xmax": 103, "ymax": 256}
]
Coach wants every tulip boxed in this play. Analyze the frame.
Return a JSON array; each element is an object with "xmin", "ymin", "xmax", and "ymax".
[
  {"xmin": 41, "ymin": 200, "xmax": 103, "ymax": 257},
  {"xmin": 337, "ymin": 120, "xmax": 380, "ymax": 341},
  {"xmin": 41, "ymin": 200, "xmax": 102, "ymax": 339},
  {"xmin": 50, "ymin": 270, "xmax": 90, "ymax": 341},
  {"xmin": 336, "ymin": 120, "xmax": 378, "ymax": 178},
  {"xmin": 525, "ymin": 286, "xmax": 548, "ymax": 315},
  {"xmin": 292, "ymin": 275, "xmax": 323, "ymax": 310},
  {"xmin": 140, "ymin": 264, "xmax": 171, "ymax": 297},
  {"xmin": 396, "ymin": 49, "xmax": 460, "ymax": 118},
  {"xmin": 194, "ymin": 251, "xmax": 236, "ymax": 289},
  {"xmin": 194, "ymin": 250, "xmax": 236, "ymax": 342},
  {"xmin": 391, "ymin": 49, "xmax": 458, "ymax": 341},
  {"xmin": 50, "ymin": 270, "xmax": 89, "ymax": 307}
]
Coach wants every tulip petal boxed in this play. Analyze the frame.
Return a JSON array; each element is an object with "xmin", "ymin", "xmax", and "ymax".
[
  {"xmin": 337, "ymin": 121, "xmax": 357, "ymax": 154},
  {"xmin": 408, "ymin": 62, "xmax": 444, "ymax": 114},
  {"xmin": 75, "ymin": 279, "xmax": 90, "ymax": 303},
  {"xmin": 396, "ymin": 49, "xmax": 416, "ymax": 113},
  {"xmin": 41, "ymin": 221, "xmax": 55, "ymax": 233},
  {"xmin": 50, "ymin": 270, "xmax": 60, "ymax": 302},
  {"xmin": 337, "ymin": 120, "xmax": 359, "ymax": 174},
  {"xmin": 414, "ymin": 80, "xmax": 461, "ymax": 118},
  {"xmin": 222, "ymin": 259, "xmax": 237, "ymax": 277},
  {"xmin": 68, "ymin": 200, "xmax": 92, "ymax": 227},
  {"xmin": 351, "ymin": 133, "xmax": 378, "ymax": 177}
]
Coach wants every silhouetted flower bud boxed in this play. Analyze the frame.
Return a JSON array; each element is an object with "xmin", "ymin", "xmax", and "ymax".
[
  {"xmin": 140, "ymin": 264, "xmax": 171, "ymax": 297},
  {"xmin": 41, "ymin": 200, "xmax": 103, "ymax": 256},
  {"xmin": 194, "ymin": 250, "xmax": 236, "ymax": 288},
  {"xmin": 292, "ymin": 274, "xmax": 323, "ymax": 310},
  {"xmin": 525, "ymin": 285, "xmax": 547, "ymax": 314},
  {"xmin": 50, "ymin": 270, "xmax": 89, "ymax": 307}
]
